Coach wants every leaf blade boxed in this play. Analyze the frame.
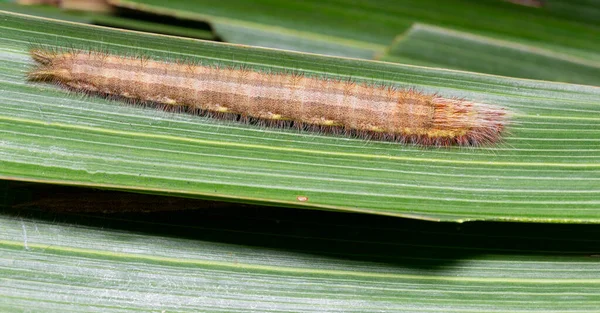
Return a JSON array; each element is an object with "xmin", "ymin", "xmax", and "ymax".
[{"xmin": 1, "ymin": 11, "xmax": 600, "ymax": 222}]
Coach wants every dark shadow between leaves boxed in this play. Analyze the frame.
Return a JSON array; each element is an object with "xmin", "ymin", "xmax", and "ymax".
[
  {"xmin": 3, "ymin": 181, "xmax": 600, "ymax": 272},
  {"xmin": 99, "ymin": 5, "xmax": 221, "ymax": 41}
]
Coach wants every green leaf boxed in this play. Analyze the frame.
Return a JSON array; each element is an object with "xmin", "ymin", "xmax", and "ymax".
[
  {"xmin": 1, "ymin": 11, "xmax": 600, "ymax": 222},
  {"xmin": 543, "ymin": 0, "xmax": 600, "ymax": 26},
  {"xmin": 380, "ymin": 23, "xmax": 600, "ymax": 85},
  {"xmin": 2, "ymin": 183, "xmax": 600, "ymax": 312},
  {"xmin": 108, "ymin": 0, "xmax": 388, "ymax": 59},
  {"xmin": 108, "ymin": 0, "xmax": 600, "ymax": 61}
]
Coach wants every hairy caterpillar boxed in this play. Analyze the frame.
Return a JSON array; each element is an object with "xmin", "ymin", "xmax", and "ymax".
[{"xmin": 28, "ymin": 48, "xmax": 507, "ymax": 146}]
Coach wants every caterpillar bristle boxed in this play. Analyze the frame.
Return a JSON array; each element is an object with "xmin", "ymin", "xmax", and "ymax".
[{"xmin": 27, "ymin": 48, "xmax": 508, "ymax": 147}]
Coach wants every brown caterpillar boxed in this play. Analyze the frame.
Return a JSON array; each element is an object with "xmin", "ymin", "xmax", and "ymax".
[{"xmin": 28, "ymin": 49, "xmax": 506, "ymax": 146}]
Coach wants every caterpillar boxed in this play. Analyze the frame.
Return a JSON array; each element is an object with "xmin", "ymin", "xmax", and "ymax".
[{"xmin": 28, "ymin": 48, "xmax": 507, "ymax": 146}]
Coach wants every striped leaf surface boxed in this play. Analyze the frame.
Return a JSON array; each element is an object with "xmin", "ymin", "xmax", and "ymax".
[
  {"xmin": 1, "ymin": 185, "xmax": 600, "ymax": 312},
  {"xmin": 1, "ymin": 11, "xmax": 600, "ymax": 222}
]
